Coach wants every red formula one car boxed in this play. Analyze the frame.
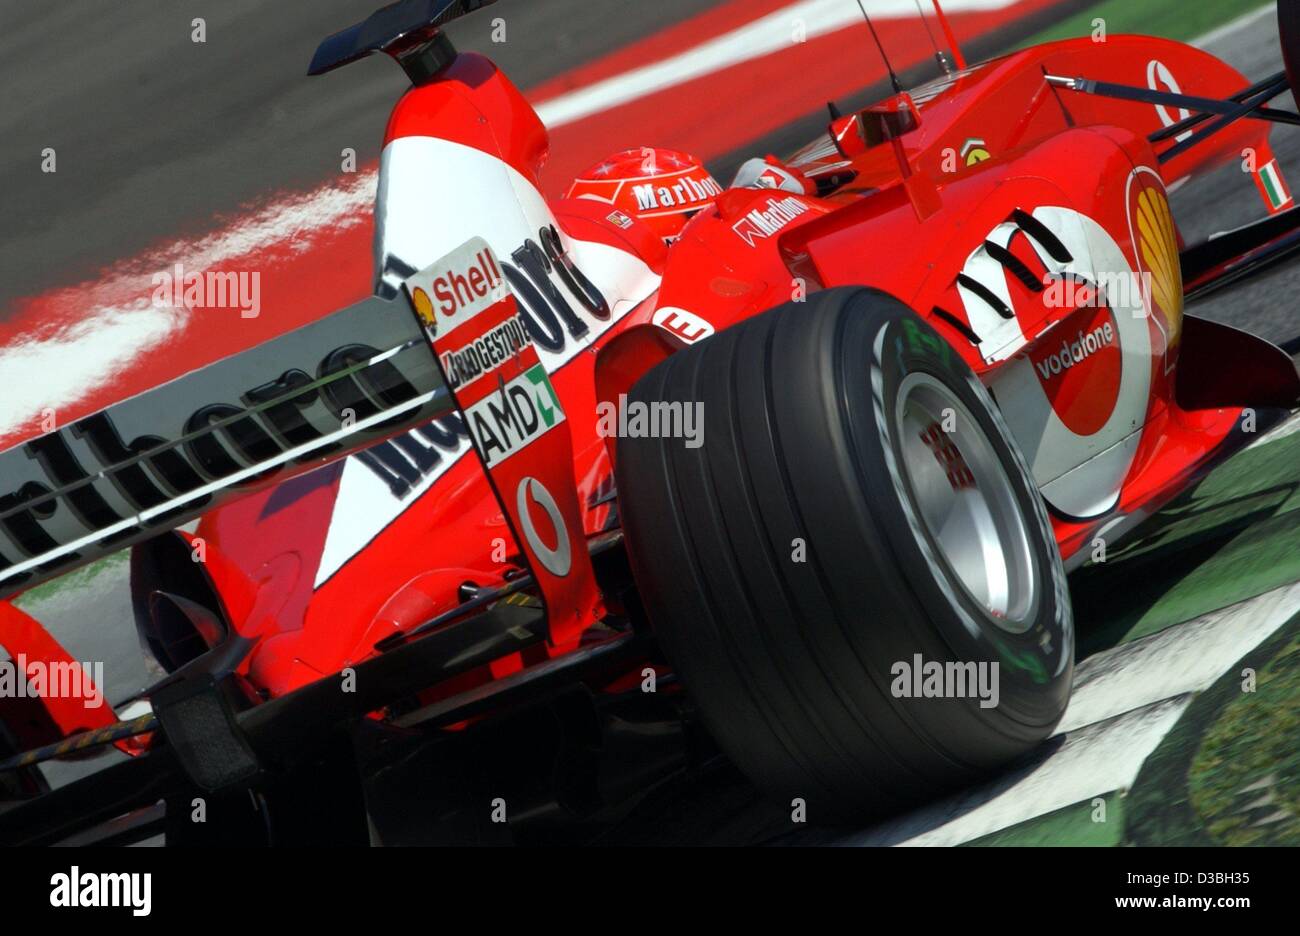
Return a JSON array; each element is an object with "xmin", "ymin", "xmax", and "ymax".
[{"xmin": 3, "ymin": 0, "xmax": 1300, "ymax": 844}]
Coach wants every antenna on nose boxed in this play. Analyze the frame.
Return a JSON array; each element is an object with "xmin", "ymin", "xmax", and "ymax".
[
  {"xmin": 912, "ymin": 0, "xmax": 952, "ymax": 75},
  {"xmin": 854, "ymin": 0, "xmax": 903, "ymax": 95},
  {"xmin": 929, "ymin": 0, "xmax": 967, "ymax": 70}
]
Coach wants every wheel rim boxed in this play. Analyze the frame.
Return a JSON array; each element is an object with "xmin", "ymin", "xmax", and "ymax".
[{"xmin": 894, "ymin": 372, "xmax": 1037, "ymax": 633}]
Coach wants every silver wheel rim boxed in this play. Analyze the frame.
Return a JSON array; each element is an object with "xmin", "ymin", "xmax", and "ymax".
[{"xmin": 894, "ymin": 372, "xmax": 1037, "ymax": 633}]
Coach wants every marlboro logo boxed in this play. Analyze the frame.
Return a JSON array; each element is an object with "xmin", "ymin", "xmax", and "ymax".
[
  {"xmin": 732, "ymin": 196, "xmax": 810, "ymax": 246},
  {"xmin": 633, "ymin": 174, "xmax": 723, "ymax": 211},
  {"xmin": 405, "ymin": 238, "xmax": 508, "ymax": 335}
]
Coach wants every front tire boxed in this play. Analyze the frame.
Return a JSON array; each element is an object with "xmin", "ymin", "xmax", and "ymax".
[{"xmin": 615, "ymin": 287, "xmax": 1073, "ymax": 822}]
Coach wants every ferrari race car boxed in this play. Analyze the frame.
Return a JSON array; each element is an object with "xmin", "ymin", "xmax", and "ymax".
[{"xmin": 3, "ymin": 0, "xmax": 1300, "ymax": 845}]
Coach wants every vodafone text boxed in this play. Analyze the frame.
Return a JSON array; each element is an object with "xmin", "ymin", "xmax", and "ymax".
[{"xmin": 1034, "ymin": 322, "xmax": 1116, "ymax": 381}]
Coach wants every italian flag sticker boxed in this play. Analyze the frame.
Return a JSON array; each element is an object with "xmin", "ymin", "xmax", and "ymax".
[{"xmin": 1255, "ymin": 158, "xmax": 1293, "ymax": 213}]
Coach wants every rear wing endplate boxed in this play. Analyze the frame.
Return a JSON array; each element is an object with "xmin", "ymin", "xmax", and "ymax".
[{"xmin": 0, "ymin": 297, "xmax": 448, "ymax": 602}]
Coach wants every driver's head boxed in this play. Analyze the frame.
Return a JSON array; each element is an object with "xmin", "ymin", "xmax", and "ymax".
[{"xmin": 567, "ymin": 147, "xmax": 722, "ymax": 243}]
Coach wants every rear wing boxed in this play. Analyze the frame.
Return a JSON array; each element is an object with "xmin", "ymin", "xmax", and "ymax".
[
  {"xmin": 308, "ymin": 0, "xmax": 498, "ymax": 84},
  {"xmin": 0, "ymin": 298, "xmax": 448, "ymax": 601}
]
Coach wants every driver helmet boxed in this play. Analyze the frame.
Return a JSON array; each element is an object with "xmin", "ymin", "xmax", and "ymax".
[{"xmin": 567, "ymin": 147, "xmax": 722, "ymax": 243}]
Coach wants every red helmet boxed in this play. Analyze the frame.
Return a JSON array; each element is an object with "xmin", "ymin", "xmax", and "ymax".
[{"xmin": 567, "ymin": 147, "xmax": 722, "ymax": 243}]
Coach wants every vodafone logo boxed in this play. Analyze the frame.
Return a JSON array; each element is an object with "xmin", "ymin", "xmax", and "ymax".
[
  {"xmin": 1028, "ymin": 306, "xmax": 1121, "ymax": 437},
  {"xmin": 976, "ymin": 204, "xmax": 1155, "ymax": 520},
  {"xmin": 517, "ymin": 476, "xmax": 571, "ymax": 577},
  {"xmin": 1034, "ymin": 321, "xmax": 1115, "ymax": 382},
  {"xmin": 1147, "ymin": 60, "xmax": 1192, "ymax": 142}
]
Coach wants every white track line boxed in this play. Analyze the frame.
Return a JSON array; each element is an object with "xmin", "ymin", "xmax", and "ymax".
[
  {"xmin": 840, "ymin": 577, "xmax": 1300, "ymax": 845},
  {"xmin": 1192, "ymin": 2, "xmax": 1276, "ymax": 50},
  {"xmin": 1255, "ymin": 410, "xmax": 1300, "ymax": 445},
  {"xmin": 843, "ymin": 697, "xmax": 1191, "ymax": 846},
  {"xmin": 1058, "ymin": 579, "xmax": 1300, "ymax": 732},
  {"xmin": 0, "ymin": 171, "xmax": 377, "ymax": 445}
]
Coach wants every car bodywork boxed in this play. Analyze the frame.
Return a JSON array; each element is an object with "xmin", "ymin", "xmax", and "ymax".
[{"xmin": 2, "ymin": 0, "xmax": 1299, "ymax": 843}]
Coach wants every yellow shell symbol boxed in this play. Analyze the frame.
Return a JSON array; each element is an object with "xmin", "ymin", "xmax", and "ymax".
[
  {"xmin": 411, "ymin": 286, "xmax": 436, "ymax": 328},
  {"xmin": 1136, "ymin": 186, "xmax": 1183, "ymax": 349}
]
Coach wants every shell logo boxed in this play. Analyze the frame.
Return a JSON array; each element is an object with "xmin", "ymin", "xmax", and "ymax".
[
  {"xmin": 410, "ymin": 286, "xmax": 436, "ymax": 329},
  {"xmin": 1127, "ymin": 168, "xmax": 1183, "ymax": 369}
]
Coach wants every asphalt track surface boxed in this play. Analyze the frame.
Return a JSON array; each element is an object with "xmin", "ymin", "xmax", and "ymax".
[
  {"xmin": 2, "ymin": 1, "xmax": 1299, "ymax": 844},
  {"xmin": 0, "ymin": 0, "xmax": 718, "ymax": 313}
]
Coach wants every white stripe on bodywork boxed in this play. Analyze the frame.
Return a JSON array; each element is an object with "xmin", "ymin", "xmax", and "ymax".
[
  {"xmin": 983, "ymin": 206, "xmax": 1153, "ymax": 516},
  {"xmin": 315, "ymin": 136, "xmax": 661, "ymax": 585},
  {"xmin": 957, "ymin": 221, "xmax": 1026, "ymax": 362}
]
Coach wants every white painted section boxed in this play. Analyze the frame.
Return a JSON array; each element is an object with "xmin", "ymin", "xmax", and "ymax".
[
  {"xmin": 843, "ymin": 698, "xmax": 1191, "ymax": 846},
  {"xmin": 1059, "ymin": 580, "xmax": 1300, "ymax": 732},
  {"xmin": 316, "ymin": 136, "xmax": 661, "ymax": 585},
  {"xmin": 957, "ymin": 221, "xmax": 1027, "ymax": 361}
]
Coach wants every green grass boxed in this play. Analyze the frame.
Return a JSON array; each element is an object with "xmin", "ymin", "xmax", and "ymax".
[
  {"xmin": 1017, "ymin": 0, "xmax": 1272, "ymax": 49},
  {"xmin": 1125, "ymin": 613, "xmax": 1300, "ymax": 845},
  {"xmin": 1188, "ymin": 626, "xmax": 1300, "ymax": 844},
  {"xmin": 11, "ymin": 550, "xmax": 130, "ymax": 610},
  {"xmin": 1069, "ymin": 424, "xmax": 1300, "ymax": 656}
]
